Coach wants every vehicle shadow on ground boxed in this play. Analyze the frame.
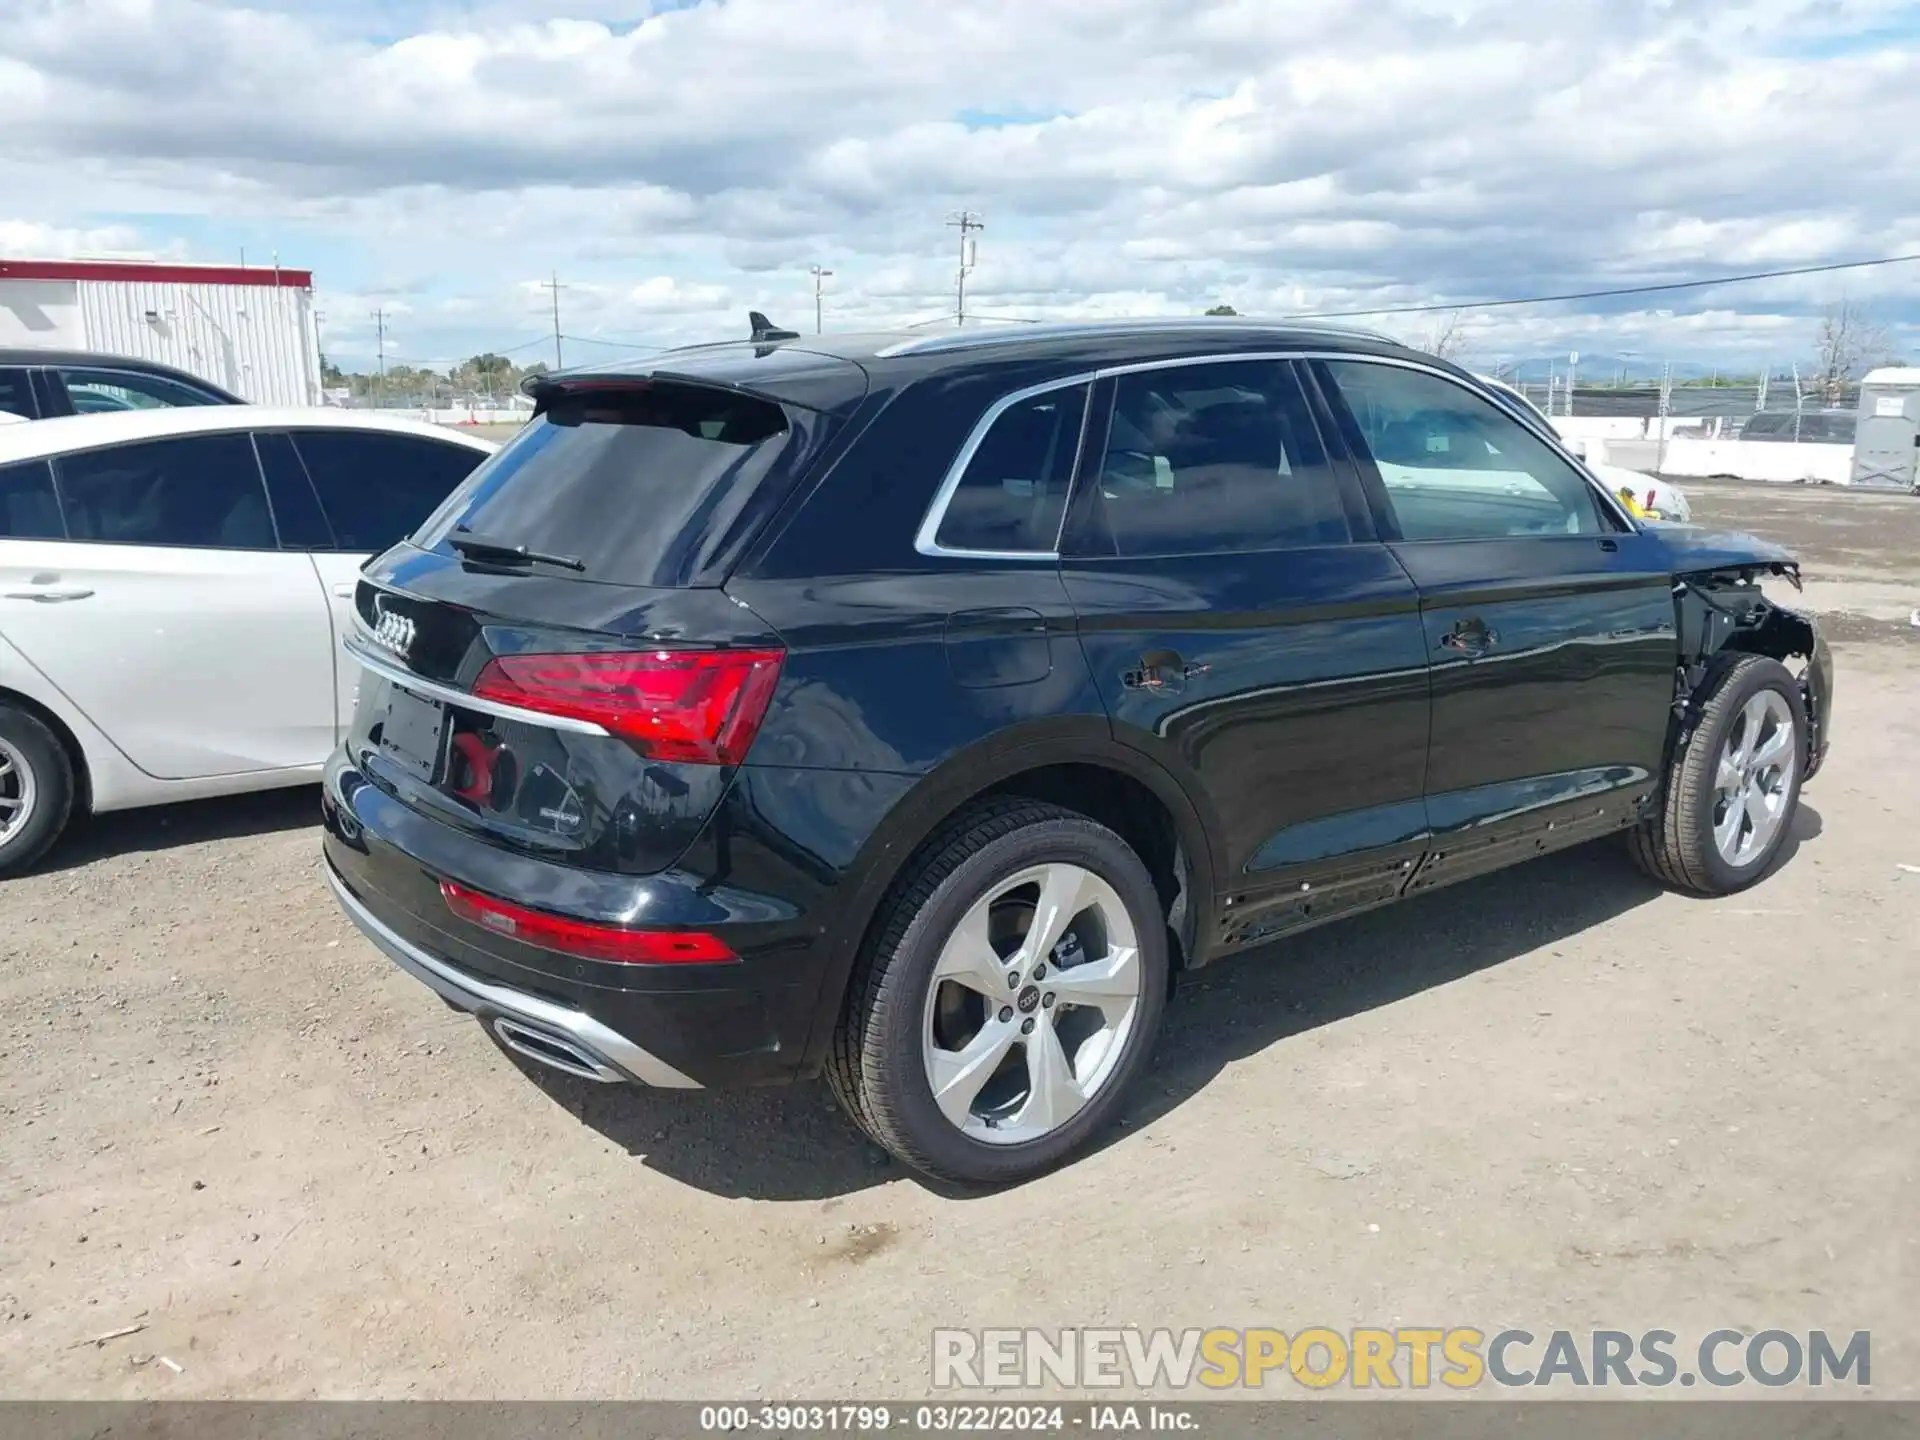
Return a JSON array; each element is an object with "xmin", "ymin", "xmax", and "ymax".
[
  {"xmin": 32, "ymin": 785, "xmax": 321, "ymax": 874},
  {"xmin": 507, "ymin": 809, "xmax": 1822, "ymax": 1203}
]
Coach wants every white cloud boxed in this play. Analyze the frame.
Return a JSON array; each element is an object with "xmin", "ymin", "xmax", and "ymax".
[
  {"xmin": 1, "ymin": 0, "xmax": 1916, "ymax": 368},
  {"xmin": 0, "ymin": 218, "xmax": 159, "ymax": 259}
]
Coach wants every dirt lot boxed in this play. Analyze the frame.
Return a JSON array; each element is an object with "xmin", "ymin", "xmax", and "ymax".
[{"xmin": 2, "ymin": 481, "xmax": 1916, "ymax": 1399}]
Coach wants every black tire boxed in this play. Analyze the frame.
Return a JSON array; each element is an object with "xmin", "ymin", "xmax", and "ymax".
[
  {"xmin": 1629, "ymin": 654, "xmax": 1807, "ymax": 896},
  {"xmin": 826, "ymin": 798, "xmax": 1169, "ymax": 1186},
  {"xmin": 0, "ymin": 703, "xmax": 76, "ymax": 877}
]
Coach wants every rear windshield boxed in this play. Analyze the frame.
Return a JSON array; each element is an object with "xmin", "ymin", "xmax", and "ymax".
[{"xmin": 412, "ymin": 382, "xmax": 811, "ymax": 587}]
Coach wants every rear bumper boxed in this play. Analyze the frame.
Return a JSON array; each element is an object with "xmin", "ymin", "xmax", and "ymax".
[
  {"xmin": 325, "ymin": 861, "xmax": 698, "ymax": 1087},
  {"xmin": 319, "ymin": 749, "xmax": 883, "ymax": 1088}
]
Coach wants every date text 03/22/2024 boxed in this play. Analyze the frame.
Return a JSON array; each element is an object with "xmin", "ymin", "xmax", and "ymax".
[{"xmin": 697, "ymin": 1404, "xmax": 1196, "ymax": 1432}]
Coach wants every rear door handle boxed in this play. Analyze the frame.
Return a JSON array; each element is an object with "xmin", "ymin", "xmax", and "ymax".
[
  {"xmin": 1439, "ymin": 619, "xmax": 1498, "ymax": 656},
  {"xmin": 4, "ymin": 587, "xmax": 94, "ymax": 602},
  {"xmin": 1123, "ymin": 652, "xmax": 1208, "ymax": 693},
  {"xmin": 333, "ymin": 584, "xmax": 356, "ymax": 598}
]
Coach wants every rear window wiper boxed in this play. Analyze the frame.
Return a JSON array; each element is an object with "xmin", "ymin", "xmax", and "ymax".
[{"xmin": 447, "ymin": 529, "xmax": 586, "ymax": 572}]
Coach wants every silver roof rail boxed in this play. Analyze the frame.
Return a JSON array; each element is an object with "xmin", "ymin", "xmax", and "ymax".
[{"xmin": 874, "ymin": 315, "xmax": 1397, "ymax": 358}]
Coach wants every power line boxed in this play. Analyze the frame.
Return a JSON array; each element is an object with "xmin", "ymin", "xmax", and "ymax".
[
  {"xmin": 494, "ymin": 334, "xmax": 559, "ymax": 356},
  {"xmin": 1289, "ymin": 251, "xmax": 1920, "ymax": 321},
  {"xmin": 557, "ymin": 333, "xmax": 668, "ymax": 352}
]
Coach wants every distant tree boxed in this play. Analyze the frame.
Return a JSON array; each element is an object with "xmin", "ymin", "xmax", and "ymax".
[
  {"xmin": 1204, "ymin": 304, "xmax": 1239, "ymax": 316},
  {"xmin": 1812, "ymin": 299, "xmax": 1896, "ymax": 402},
  {"xmin": 1423, "ymin": 310, "xmax": 1466, "ymax": 361},
  {"xmin": 522, "ymin": 360, "xmax": 550, "ymax": 377},
  {"xmin": 319, "ymin": 354, "xmax": 344, "ymax": 385}
]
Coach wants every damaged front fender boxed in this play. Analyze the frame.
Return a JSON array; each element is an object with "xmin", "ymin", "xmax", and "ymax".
[{"xmin": 1670, "ymin": 562, "xmax": 1832, "ymax": 781}]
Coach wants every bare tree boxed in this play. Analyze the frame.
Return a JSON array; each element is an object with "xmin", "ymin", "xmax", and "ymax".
[
  {"xmin": 1812, "ymin": 299, "xmax": 1895, "ymax": 403},
  {"xmin": 1424, "ymin": 310, "xmax": 1466, "ymax": 361}
]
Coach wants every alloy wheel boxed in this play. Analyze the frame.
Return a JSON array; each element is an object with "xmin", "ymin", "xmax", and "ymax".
[
  {"xmin": 0, "ymin": 738, "xmax": 36, "ymax": 846},
  {"xmin": 1712, "ymin": 689, "xmax": 1797, "ymax": 867},
  {"xmin": 920, "ymin": 862, "xmax": 1144, "ymax": 1145}
]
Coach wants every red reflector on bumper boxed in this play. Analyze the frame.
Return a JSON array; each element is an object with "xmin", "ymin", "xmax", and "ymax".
[{"xmin": 439, "ymin": 881, "xmax": 738, "ymax": 965}]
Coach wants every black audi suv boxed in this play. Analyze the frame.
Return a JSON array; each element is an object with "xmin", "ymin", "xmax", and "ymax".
[{"xmin": 323, "ymin": 317, "xmax": 1832, "ymax": 1184}]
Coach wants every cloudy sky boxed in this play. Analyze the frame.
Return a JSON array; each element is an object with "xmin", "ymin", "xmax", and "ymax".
[{"xmin": 3, "ymin": 0, "xmax": 1918, "ymax": 374}]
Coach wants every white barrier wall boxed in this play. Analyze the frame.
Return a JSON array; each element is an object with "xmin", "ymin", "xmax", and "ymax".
[
  {"xmin": 1552, "ymin": 416, "xmax": 1726, "ymax": 442},
  {"xmin": 1596, "ymin": 438, "xmax": 1856, "ymax": 485},
  {"xmin": 360, "ymin": 406, "xmax": 529, "ymax": 426}
]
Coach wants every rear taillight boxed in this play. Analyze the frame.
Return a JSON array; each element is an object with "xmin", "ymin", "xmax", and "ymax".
[
  {"xmin": 471, "ymin": 648, "xmax": 784, "ymax": 765},
  {"xmin": 440, "ymin": 881, "xmax": 738, "ymax": 965}
]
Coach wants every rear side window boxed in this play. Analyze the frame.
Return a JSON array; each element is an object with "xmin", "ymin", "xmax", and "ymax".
[
  {"xmin": 1084, "ymin": 361, "xmax": 1352, "ymax": 556},
  {"xmin": 0, "ymin": 459, "xmax": 63, "ymax": 539},
  {"xmin": 1322, "ymin": 361, "xmax": 1611, "ymax": 541},
  {"xmin": 0, "ymin": 369, "xmax": 35, "ymax": 420},
  {"xmin": 928, "ymin": 384, "xmax": 1089, "ymax": 554},
  {"xmin": 57, "ymin": 367, "xmax": 224, "ymax": 412},
  {"xmin": 414, "ymin": 383, "xmax": 806, "ymax": 587},
  {"xmin": 56, "ymin": 433, "xmax": 275, "ymax": 549},
  {"xmin": 291, "ymin": 430, "xmax": 487, "ymax": 553}
]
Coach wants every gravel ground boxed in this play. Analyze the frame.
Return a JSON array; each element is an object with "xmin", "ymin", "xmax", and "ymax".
[{"xmin": 1, "ymin": 481, "xmax": 1915, "ymax": 1399}]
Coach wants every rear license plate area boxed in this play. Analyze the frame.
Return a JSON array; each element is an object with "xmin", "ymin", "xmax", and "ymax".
[{"xmin": 375, "ymin": 686, "xmax": 447, "ymax": 783}]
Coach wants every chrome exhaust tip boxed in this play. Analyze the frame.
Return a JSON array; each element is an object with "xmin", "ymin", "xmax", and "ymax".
[{"xmin": 490, "ymin": 1017, "xmax": 625, "ymax": 1084}]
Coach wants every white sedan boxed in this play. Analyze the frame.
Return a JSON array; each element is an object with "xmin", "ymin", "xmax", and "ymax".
[
  {"xmin": 1479, "ymin": 374, "xmax": 1693, "ymax": 522},
  {"xmin": 0, "ymin": 406, "xmax": 496, "ymax": 872}
]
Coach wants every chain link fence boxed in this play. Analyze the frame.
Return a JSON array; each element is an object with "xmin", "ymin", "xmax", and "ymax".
[{"xmin": 1505, "ymin": 372, "xmax": 1861, "ymax": 444}]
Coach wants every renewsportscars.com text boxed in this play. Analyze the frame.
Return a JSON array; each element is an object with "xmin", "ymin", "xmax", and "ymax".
[{"xmin": 932, "ymin": 1327, "xmax": 1872, "ymax": 1391}]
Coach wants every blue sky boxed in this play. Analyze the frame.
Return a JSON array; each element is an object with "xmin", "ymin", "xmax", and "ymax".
[{"xmin": 3, "ymin": 0, "xmax": 1917, "ymax": 373}]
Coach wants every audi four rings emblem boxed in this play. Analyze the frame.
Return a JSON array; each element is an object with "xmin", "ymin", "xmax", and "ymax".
[{"xmin": 371, "ymin": 608, "xmax": 416, "ymax": 659}]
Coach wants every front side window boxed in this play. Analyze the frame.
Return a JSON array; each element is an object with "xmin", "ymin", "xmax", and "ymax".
[
  {"xmin": 57, "ymin": 368, "xmax": 225, "ymax": 413},
  {"xmin": 931, "ymin": 384, "xmax": 1089, "ymax": 554},
  {"xmin": 55, "ymin": 433, "xmax": 275, "ymax": 549},
  {"xmin": 1085, "ymin": 360, "xmax": 1352, "ymax": 557},
  {"xmin": 1322, "ymin": 361, "xmax": 1611, "ymax": 541}
]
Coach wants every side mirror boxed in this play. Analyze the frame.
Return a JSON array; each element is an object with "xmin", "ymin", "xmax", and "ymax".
[{"xmin": 1565, "ymin": 437, "xmax": 1590, "ymax": 461}]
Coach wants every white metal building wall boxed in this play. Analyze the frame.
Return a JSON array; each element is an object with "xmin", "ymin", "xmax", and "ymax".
[{"xmin": 72, "ymin": 279, "xmax": 321, "ymax": 406}]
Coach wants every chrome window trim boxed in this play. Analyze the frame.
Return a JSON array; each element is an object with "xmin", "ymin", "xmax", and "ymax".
[
  {"xmin": 913, "ymin": 371, "xmax": 1099, "ymax": 561},
  {"xmin": 342, "ymin": 630, "xmax": 615, "ymax": 737},
  {"xmin": 911, "ymin": 350, "xmax": 1635, "ymax": 561}
]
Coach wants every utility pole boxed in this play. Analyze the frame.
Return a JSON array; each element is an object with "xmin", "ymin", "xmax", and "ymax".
[
  {"xmin": 313, "ymin": 309, "xmax": 328, "ymax": 405},
  {"xmin": 370, "ymin": 307, "xmax": 388, "ymax": 408},
  {"xmin": 1656, "ymin": 361, "xmax": 1673, "ymax": 474},
  {"xmin": 810, "ymin": 264, "xmax": 833, "ymax": 334},
  {"xmin": 946, "ymin": 211, "xmax": 983, "ymax": 328},
  {"xmin": 540, "ymin": 272, "xmax": 567, "ymax": 370}
]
